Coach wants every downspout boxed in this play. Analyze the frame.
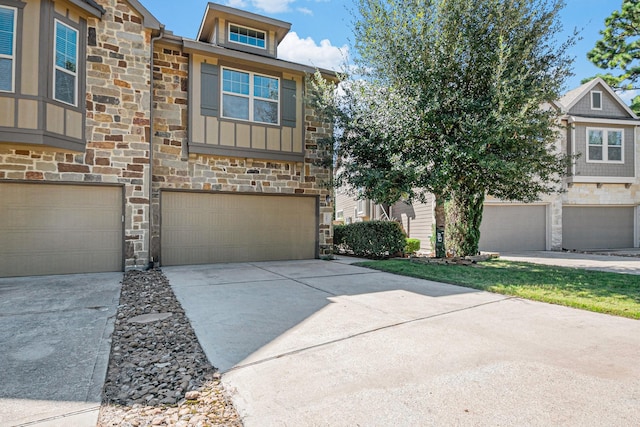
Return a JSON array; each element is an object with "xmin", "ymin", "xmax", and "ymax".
[{"xmin": 147, "ymin": 25, "xmax": 165, "ymax": 270}]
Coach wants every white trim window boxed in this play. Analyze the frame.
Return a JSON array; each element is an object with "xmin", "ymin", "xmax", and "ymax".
[
  {"xmin": 591, "ymin": 90, "xmax": 602, "ymax": 110},
  {"xmin": 221, "ymin": 67, "xmax": 279, "ymax": 124},
  {"xmin": 54, "ymin": 20, "xmax": 78, "ymax": 106},
  {"xmin": 0, "ymin": 6, "xmax": 16, "ymax": 92},
  {"xmin": 587, "ymin": 127, "xmax": 623, "ymax": 163},
  {"xmin": 228, "ymin": 23, "xmax": 266, "ymax": 49}
]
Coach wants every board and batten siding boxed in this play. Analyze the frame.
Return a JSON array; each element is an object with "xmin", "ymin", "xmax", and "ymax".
[
  {"xmin": 189, "ymin": 55, "xmax": 304, "ymax": 161},
  {"xmin": 0, "ymin": 0, "xmax": 88, "ymax": 152}
]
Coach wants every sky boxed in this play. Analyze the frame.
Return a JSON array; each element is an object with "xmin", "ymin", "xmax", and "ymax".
[{"xmin": 143, "ymin": 0, "xmax": 632, "ymax": 100}]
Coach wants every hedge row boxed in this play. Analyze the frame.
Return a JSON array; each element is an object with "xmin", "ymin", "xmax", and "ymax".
[{"xmin": 333, "ymin": 221, "xmax": 407, "ymax": 259}]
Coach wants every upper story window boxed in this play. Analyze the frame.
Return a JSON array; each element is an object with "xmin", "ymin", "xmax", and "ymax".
[
  {"xmin": 587, "ymin": 128, "xmax": 623, "ymax": 163},
  {"xmin": 222, "ymin": 67, "xmax": 279, "ymax": 124},
  {"xmin": 0, "ymin": 6, "xmax": 16, "ymax": 92},
  {"xmin": 54, "ymin": 20, "xmax": 78, "ymax": 106},
  {"xmin": 228, "ymin": 24, "xmax": 266, "ymax": 49},
  {"xmin": 591, "ymin": 91, "xmax": 602, "ymax": 110}
]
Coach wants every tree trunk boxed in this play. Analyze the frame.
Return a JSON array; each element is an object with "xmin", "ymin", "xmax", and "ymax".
[
  {"xmin": 445, "ymin": 189, "xmax": 485, "ymax": 257},
  {"xmin": 434, "ymin": 194, "xmax": 446, "ymax": 258}
]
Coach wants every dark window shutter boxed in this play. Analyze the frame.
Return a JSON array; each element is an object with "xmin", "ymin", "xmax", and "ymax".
[
  {"xmin": 201, "ymin": 63, "xmax": 219, "ymax": 117},
  {"xmin": 281, "ymin": 79, "xmax": 297, "ymax": 127}
]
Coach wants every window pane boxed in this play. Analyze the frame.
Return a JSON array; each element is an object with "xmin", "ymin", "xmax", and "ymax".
[
  {"xmin": 588, "ymin": 146, "xmax": 603, "ymax": 161},
  {"xmin": 55, "ymin": 22, "xmax": 77, "ymax": 73},
  {"xmin": 608, "ymin": 131, "xmax": 622, "ymax": 146},
  {"xmin": 0, "ymin": 57, "xmax": 11, "ymax": 91},
  {"xmin": 223, "ymin": 69, "xmax": 249, "ymax": 95},
  {"xmin": 608, "ymin": 146, "xmax": 622, "ymax": 161},
  {"xmin": 223, "ymin": 94, "xmax": 249, "ymax": 120},
  {"xmin": 591, "ymin": 92, "xmax": 601, "ymax": 109},
  {"xmin": 588, "ymin": 130, "xmax": 603, "ymax": 146},
  {"xmin": 55, "ymin": 69, "xmax": 75, "ymax": 104},
  {"xmin": 254, "ymin": 75, "xmax": 278, "ymax": 100},
  {"xmin": 0, "ymin": 7, "xmax": 14, "ymax": 56},
  {"xmin": 229, "ymin": 24, "xmax": 265, "ymax": 48},
  {"xmin": 254, "ymin": 99, "xmax": 278, "ymax": 124}
]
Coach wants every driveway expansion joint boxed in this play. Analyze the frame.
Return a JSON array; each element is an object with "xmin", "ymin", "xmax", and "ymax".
[{"xmin": 249, "ymin": 263, "xmax": 338, "ymax": 296}]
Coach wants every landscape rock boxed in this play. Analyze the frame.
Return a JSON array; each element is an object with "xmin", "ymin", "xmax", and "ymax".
[{"xmin": 98, "ymin": 269, "xmax": 242, "ymax": 426}]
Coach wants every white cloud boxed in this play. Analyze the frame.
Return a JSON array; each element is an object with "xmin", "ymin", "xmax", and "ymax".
[
  {"xmin": 297, "ymin": 7, "xmax": 313, "ymax": 15},
  {"xmin": 278, "ymin": 32, "xmax": 348, "ymax": 71},
  {"xmin": 618, "ymin": 89, "xmax": 639, "ymax": 105},
  {"xmin": 248, "ymin": 0, "xmax": 296, "ymax": 13},
  {"xmin": 226, "ymin": 0, "xmax": 248, "ymax": 8}
]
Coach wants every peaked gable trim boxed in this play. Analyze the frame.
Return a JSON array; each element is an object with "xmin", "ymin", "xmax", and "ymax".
[
  {"xmin": 126, "ymin": 0, "xmax": 161, "ymax": 30},
  {"xmin": 562, "ymin": 77, "xmax": 638, "ymax": 119}
]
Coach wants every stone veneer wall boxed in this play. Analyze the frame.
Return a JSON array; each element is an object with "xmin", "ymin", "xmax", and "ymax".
[
  {"xmin": 0, "ymin": 0, "xmax": 153, "ymax": 268},
  {"xmin": 149, "ymin": 42, "xmax": 334, "ymax": 263}
]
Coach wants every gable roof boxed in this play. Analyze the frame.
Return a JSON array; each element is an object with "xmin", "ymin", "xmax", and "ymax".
[
  {"xmin": 558, "ymin": 77, "xmax": 638, "ymax": 119},
  {"xmin": 125, "ymin": 0, "xmax": 162, "ymax": 30},
  {"xmin": 67, "ymin": 0, "xmax": 160, "ymax": 29}
]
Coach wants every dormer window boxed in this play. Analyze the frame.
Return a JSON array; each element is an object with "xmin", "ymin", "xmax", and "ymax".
[
  {"xmin": 591, "ymin": 91, "xmax": 602, "ymax": 110},
  {"xmin": 228, "ymin": 23, "xmax": 266, "ymax": 49}
]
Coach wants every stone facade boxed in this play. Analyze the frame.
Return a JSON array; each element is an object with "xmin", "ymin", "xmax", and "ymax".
[
  {"xmin": 148, "ymin": 42, "xmax": 333, "ymax": 261},
  {"xmin": 0, "ymin": 0, "xmax": 334, "ymax": 273}
]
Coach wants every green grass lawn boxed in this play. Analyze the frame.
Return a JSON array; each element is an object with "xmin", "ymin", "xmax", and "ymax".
[{"xmin": 356, "ymin": 259, "xmax": 640, "ymax": 319}]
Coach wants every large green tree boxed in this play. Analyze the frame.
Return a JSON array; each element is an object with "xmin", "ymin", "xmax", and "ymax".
[
  {"xmin": 586, "ymin": 0, "xmax": 640, "ymax": 112},
  {"xmin": 312, "ymin": 0, "xmax": 573, "ymax": 256}
]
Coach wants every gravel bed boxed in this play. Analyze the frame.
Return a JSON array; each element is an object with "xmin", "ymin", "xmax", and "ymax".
[{"xmin": 98, "ymin": 269, "xmax": 242, "ymax": 426}]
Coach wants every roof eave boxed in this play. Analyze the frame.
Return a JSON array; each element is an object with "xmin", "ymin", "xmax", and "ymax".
[{"xmin": 182, "ymin": 38, "xmax": 338, "ymax": 79}]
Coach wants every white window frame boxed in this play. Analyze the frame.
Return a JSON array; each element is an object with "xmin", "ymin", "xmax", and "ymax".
[
  {"xmin": 0, "ymin": 5, "xmax": 16, "ymax": 93},
  {"xmin": 591, "ymin": 91, "xmax": 602, "ymax": 110},
  {"xmin": 53, "ymin": 19, "xmax": 78, "ymax": 106},
  {"xmin": 586, "ymin": 127, "xmax": 624, "ymax": 164},
  {"xmin": 336, "ymin": 210, "xmax": 344, "ymax": 220},
  {"xmin": 220, "ymin": 66, "xmax": 280, "ymax": 125},
  {"xmin": 227, "ymin": 23, "xmax": 266, "ymax": 50}
]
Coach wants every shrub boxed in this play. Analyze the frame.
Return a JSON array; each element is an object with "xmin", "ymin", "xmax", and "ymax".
[
  {"xmin": 333, "ymin": 221, "xmax": 406, "ymax": 259},
  {"xmin": 405, "ymin": 238, "xmax": 420, "ymax": 255},
  {"xmin": 333, "ymin": 224, "xmax": 346, "ymax": 247}
]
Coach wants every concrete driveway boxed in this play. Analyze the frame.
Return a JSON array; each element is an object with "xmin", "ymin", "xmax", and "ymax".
[
  {"xmin": 0, "ymin": 273, "xmax": 121, "ymax": 427},
  {"xmin": 500, "ymin": 250, "xmax": 640, "ymax": 275},
  {"xmin": 165, "ymin": 259, "xmax": 640, "ymax": 426}
]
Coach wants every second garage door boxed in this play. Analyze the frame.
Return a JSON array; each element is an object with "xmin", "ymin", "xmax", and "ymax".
[
  {"xmin": 563, "ymin": 206, "xmax": 635, "ymax": 250},
  {"xmin": 161, "ymin": 192, "xmax": 317, "ymax": 265},
  {"xmin": 479, "ymin": 204, "xmax": 547, "ymax": 252},
  {"xmin": 0, "ymin": 183, "xmax": 123, "ymax": 277}
]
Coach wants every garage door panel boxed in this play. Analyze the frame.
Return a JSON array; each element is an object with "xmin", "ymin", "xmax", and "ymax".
[
  {"xmin": 0, "ymin": 184, "xmax": 123, "ymax": 277},
  {"xmin": 480, "ymin": 205, "xmax": 547, "ymax": 252},
  {"xmin": 161, "ymin": 192, "xmax": 317, "ymax": 266},
  {"xmin": 563, "ymin": 207, "xmax": 634, "ymax": 250}
]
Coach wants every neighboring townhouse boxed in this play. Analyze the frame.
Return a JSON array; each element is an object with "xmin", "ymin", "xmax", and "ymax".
[
  {"xmin": 0, "ymin": 0, "xmax": 334, "ymax": 277},
  {"xmin": 335, "ymin": 78, "xmax": 640, "ymax": 253},
  {"xmin": 335, "ymin": 189, "xmax": 433, "ymax": 251}
]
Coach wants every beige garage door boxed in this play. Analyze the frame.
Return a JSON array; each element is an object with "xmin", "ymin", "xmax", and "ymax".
[
  {"xmin": 161, "ymin": 192, "xmax": 317, "ymax": 265},
  {"xmin": 563, "ymin": 206, "xmax": 634, "ymax": 250},
  {"xmin": 0, "ymin": 183, "xmax": 123, "ymax": 277},
  {"xmin": 480, "ymin": 205, "xmax": 547, "ymax": 252}
]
